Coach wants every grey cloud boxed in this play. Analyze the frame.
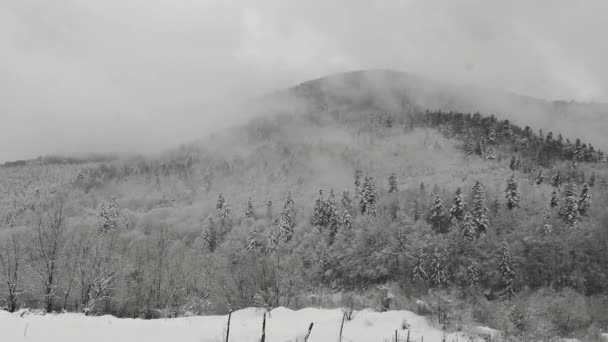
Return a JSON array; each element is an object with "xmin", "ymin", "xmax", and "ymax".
[{"xmin": 1, "ymin": 0, "xmax": 606, "ymax": 162}]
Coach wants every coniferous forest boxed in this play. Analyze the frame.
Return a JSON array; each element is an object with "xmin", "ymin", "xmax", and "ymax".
[{"xmin": 1, "ymin": 71, "xmax": 608, "ymax": 340}]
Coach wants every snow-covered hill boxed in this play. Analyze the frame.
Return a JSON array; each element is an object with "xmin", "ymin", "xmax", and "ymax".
[{"xmin": 0, "ymin": 307, "xmax": 492, "ymax": 342}]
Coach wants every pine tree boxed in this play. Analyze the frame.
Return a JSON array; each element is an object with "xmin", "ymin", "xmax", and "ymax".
[
  {"xmin": 475, "ymin": 138, "xmax": 486, "ymax": 156},
  {"xmin": 246, "ymin": 225, "xmax": 258, "ymax": 254},
  {"xmin": 485, "ymin": 146, "xmax": 496, "ymax": 160},
  {"xmin": 589, "ymin": 172, "xmax": 596, "ymax": 187},
  {"xmin": 551, "ymin": 171, "xmax": 562, "ymax": 188},
  {"xmin": 312, "ymin": 190, "xmax": 325, "ymax": 227},
  {"xmin": 560, "ymin": 180, "xmax": 579, "ymax": 230},
  {"xmin": 505, "ymin": 175, "xmax": 520, "ymax": 211},
  {"xmin": 219, "ymin": 202, "xmax": 232, "ymax": 239},
  {"xmin": 266, "ymin": 225, "xmax": 279, "ymax": 254},
  {"xmin": 413, "ymin": 200, "xmax": 421, "ymax": 221},
  {"xmin": 461, "ymin": 212, "xmax": 476, "ymax": 241},
  {"xmin": 279, "ymin": 192, "xmax": 296, "ymax": 242},
  {"xmin": 245, "ymin": 198, "xmax": 255, "ymax": 219},
  {"xmin": 550, "ymin": 191, "xmax": 559, "ymax": 208},
  {"xmin": 427, "ymin": 195, "xmax": 446, "ymax": 233},
  {"xmin": 341, "ymin": 191, "xmax": 353, "ymax": 214},
  {"xmin": 388, "ymin": 173, "xmax": 398, "ymax": 193},
  {"xmin": 465, "ymin": 140, "xmax": 474, "ymax": 156},
  {"xmin": 578, "ymin": 183, "xmax": 591, "ymax": 216},
  {"xmin": 397, "ymin": 228, "xmax": 407, "ymax": 252},
  {"xmin": 499, "ymin": 240, "xmax": 516, "ymax": 300},
  {"xmin": 354, "ymin": 169, "xmax": 363, "ymax": 199},
  {"xmin": 472, "ymin": 180, "xmax": 490, "ymax": 237},
  {"xmin": 449, "ymin": 187, "xmax": 466, "ymax": 221},
  {"xmin": 201, "ymin": 218, "xmax": 218, "ymax": 252},
  {"xmin": 509, "ymin": 155, "xmax": 517, "ymax": 171},
  {"xmin": 98, "ymin": 197, "xmax": 120, "ymax": 233},
  {"xmin": 492, "ymin": 195, "xmax": 500, "ymax": 217},
  {"xmin": 541, "ymin": 207, "xmax": 552, "ymax": 234},
  {"xmin": 360, "ymin": 176, "xmax": 378, "ymax": 217},
  {"xmin": 326, "ymin": 190, "xmax": 340, "ymax": 244},
  {"xmin": 467, "ymin": 261, "xmax": 480, "ymax": 288},
  {"xmin": 429, "ymin": 249, "xmax": 448, "ymax": 286},
  {"xmin": 411, "ymin": 252, "xmax": 427, "ymax": 282},
  {"xmin": 342, "ymin": 209, "xmax": 352, "ymax": 232},
  {"xmin": 216, "ymin": 193, "xmax": 225, "ymax": 211},
  {"xmin": 535, "ymin": 169, "xmax": 544, "ymax": 185}
]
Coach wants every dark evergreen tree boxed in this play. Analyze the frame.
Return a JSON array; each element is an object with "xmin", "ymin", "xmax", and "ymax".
[
  {"xmin": 560, "ymin": 180, "xmax": 579, "ymax": 230},
  {"xmin": 246, "ymin": 225, "xmax": 258, "ymax": 253},
  {"xmin": 341, "ymin": 190, "xmax": 353, "ymax": 214},
  {"xmin": 475, "ymin": 138, "xmax": 486, "ymax": 156},
  {"xmin": 266, "ymin": 224, "xmax": 279, "ymax": 254},
  {"xmin": 472, "ymin": 180, "xmax": 490, "ymax": 237},
  {"xmin": 485, "ymin": 146, "xmax": 496, "ymax": 160},
  {"xmin": 461, "ymin": 212, "xmax": 476, "ymax": 241},
  {"xmin": 411, "ymin": 252, "xmax": 427, "ymax": 282},
  {"xmin": 354, "ymin": 169, "xmax": 363, "ymax": 199},
  {"xmin": 541, "ymin": 207, "xmax": 552, "ymax": 234},
  {"xmin": 535, "ymin": 169, "xmax": 544, "ymax": 185},
  {"xmin": 505, "ymin": 175, "xmax": 520, "ymax": 211},
  {"xmin": 551, "ymin": 171, "xmax": 562, "ymax": 188},
  {"xmin": 427, "ymin": 195, "xmax": 446, "ymax": 233},
  {"xmin": 326, "ymin": 190, "xmax": 340, "ymax": 244},
  {"xmin": 589, "ymin": 172, "xmax": 596, "ymax": 187},
  {"xmin": 360, "ymin": 176, "xmax": 378, "ymax": 217},
  {"xmin": 279, "ymin": 192, "xmax": 296, "ymax": 242},
  {"xmin": 467, "ymin": 261, "xmax": 480, "ymax": 288},
  {"xmin": 578, "ymin": 184, "xmax": 591, "ymax": 216},
  {"xmin": 449, "ymin": 187, "xmax": 466, "ymax": 221},
  {"xmin": 509, "ymin": 155, "xmax": 517, "ymax": 171},
  {"xmin": 397, "ymin": 228, "xmax": 407, "ymax": 252},
  {"xmin": 499, "ymin": 240, "xmax": 516, "ymax": 300},
  {"xmin": 429, "ymin": 249, "xmax": 448, "ymax": 286},
  {"xmin": 312, "ymin": 190, "xmax": 325, "ymax": 228},
  {"xmin": 201, "ymin": 218, "xmax": 218, "ymax": 252},
  {"xmin": 216, "ymin": 193, "xmax": 225, "ymax": 211},
  {"xmin": 388, "ymin": 173, "xmax": 398, "ymax": 193},
  {"xmin": 550, "ymin": 191, "xmax": 559, "ymax": 208},
  {"xmin": 245, "ymin": 198, "xmax": 255, "ymax": 219},
  {"xmin": 219, "ymin": 202, "xmax": 232, "ymax": 239}
]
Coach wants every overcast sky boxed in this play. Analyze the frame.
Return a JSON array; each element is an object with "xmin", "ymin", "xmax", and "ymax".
[{"xmin": 1, "ymin": 0, "xmax": 606, "ymax": 162}]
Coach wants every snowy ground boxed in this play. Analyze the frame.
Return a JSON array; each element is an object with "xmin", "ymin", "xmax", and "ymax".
[{"xmin": 0, "ymin": 307, "xmax": 491, "ymax": 342}]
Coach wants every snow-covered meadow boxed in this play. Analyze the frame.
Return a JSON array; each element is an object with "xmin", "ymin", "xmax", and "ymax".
[{"xmin": 0, "ymin": 307, "xmax": 492, "ymax": 342}]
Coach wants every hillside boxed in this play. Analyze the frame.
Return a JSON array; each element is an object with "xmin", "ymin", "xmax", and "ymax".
[{"xmin": 1, "ymin": 70, "xmax": 608, "ymax": 341}]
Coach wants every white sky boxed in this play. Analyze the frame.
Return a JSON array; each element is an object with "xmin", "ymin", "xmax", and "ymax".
[{"xmin": 1, "ymin": 0, "xmax": 607, "ymax": 162}]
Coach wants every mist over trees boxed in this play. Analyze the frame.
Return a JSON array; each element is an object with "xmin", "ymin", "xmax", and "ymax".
[{"xmin": 1, "ymin": 73, "xmax": 608, "ymax": 340}]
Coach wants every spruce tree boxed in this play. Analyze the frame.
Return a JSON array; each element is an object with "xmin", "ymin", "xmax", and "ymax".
[
  {"xmin": 485, "ymin": 146, "xmax": 496, "ymax": 160},
  {"xmin": 429, "ymin": 249, "xmax": 448, "ymax": 286},
  {"xmin": 246, "ymin": 225, "xmax": 258, "ymax": 253},
  {"xmin": 342, "ymin": 209, "xmax": 352, "ymax": 232},
  {"xmin": 541, "ymin": 207, "xmax": 552, "ymax": 234},
  {"xmin": 360, "ymin": 176, "xmax": 378, "ymax": 217},
  {"xmin": 472, "ymin": 180, "xmax": 490, "ymax": 237},
  {"xmin": 560, "ymin": 180, "xmax": 579, "ymax": 230},
  {"xmin": 467, "ymin": 261, "xmax": 479, "ymax": 288},
  {"xmin": 535, "ymin": 169, "xmax": 544, "ymax": 185},
  {"xmin": 578, "ymin": 183, "xmax": 591, "ymax": 216},
  {"xmin": 551, "ymin": 171, "xmax": 562, "ymax": 188},
  {"xmin": 216, "ymin": 193, "xmax": 225, "ymax": 211},
  {"xmin": 245, "ymin": 198, "xmax": 255, "ymax": 219},
  {"xmin": 461, "ymin": 212, "xmax": 476, "ymax": 241},
  {"xmin": 397, "ymin": 228, "xmax": 407, "ymax": 252},
  {"xmin": 201, "ymin": 218, "xmax": 218, "ymax": 252},
  {"xmin": 326, "ymin": 190, "xmax": 340, "ymax": 244},
  {"xmin": 449, "ymin": 187, "xmax": 466, "ymax": 221},
  {"xmin": 341, "ymin": 190, "xmax": 353, "ymax": 214},
  {"xmin": 312, "ymin": 190, "xmax": 325, "ymax": 227},
  {"xmin": 219, "ymin": 202, "xmax": 232, "ymax": 239},
  {"xmin": 550, "ymin": 191, "xmax": 559, "ymax": 208},
  {"xmin": 499, "ymin": 240, "xmax": 516, "ymax": 300},
  {"xmin": 279, "ymin": 192, "xmax": 296, "ymax": 242},
  {"xmin": 388, "ymin": 173, "xmax": 398, "ymax": 193},
  {"xmin": 589, "ymin": 172, "xmax": 596, "ymax": 187},
  {"xmin": 465, "ymin": 140, "xmax": 474, "ymax": 156},
  {"xmin": 505, "ymin": 175, "xmax": 520, "ymax": 211},
  {"xmin": 354, "ymin": 169, "xmax": 363, "ymax": 199},
  {"xmin": 411, "ymin": 252, "xmax": 427, "ymax": 282},
  {"xmin": 266, "ymin": 225, "xmax": 279, "ymax": 254},
  {"xmin": 509, "ymin": 155, "xmax": 517, "ymax": 171},
  {"xmin": 475, "ymin": 138, "xmax": 486, "ymax": 156},
  {"xmin": 427, "ymin": 195, "xmax": 446, "ymax": 233}
]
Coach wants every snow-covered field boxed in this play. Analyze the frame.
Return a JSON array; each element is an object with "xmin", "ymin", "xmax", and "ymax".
[{"xmin": 0, "ymin": 307, "xmax": 492, "ymax": 342}]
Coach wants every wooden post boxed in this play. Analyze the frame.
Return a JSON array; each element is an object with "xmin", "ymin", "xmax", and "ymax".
[
  {"xmin": 338, "ymin": 311, "xmax": 347, "ymax": 342},
  {"xmin": 225, "ymin": 310, "xmax": 232, "ymax": 342},
  {"xmin": 406, "ymin": 330, "xmax": 410, "ymax": 342},
  {"xmin": 260, "ymin": 312, "xmax": 266, "ymax": 342},
  {"xmin": 395, "ymin": 330, "xmax": 398, "ymax": 342},
  {"xmin": 304, "ymin": 322, "xmax": 314, "ymax": 342}
]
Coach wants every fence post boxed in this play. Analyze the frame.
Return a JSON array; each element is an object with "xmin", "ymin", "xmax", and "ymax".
[
  {"xmin": 338, "ymin": 311, "xmax": 347, "ymax": 342},
  {"xmin": 395, "ymin": 330, "xmax": 398, "ymax": 342},
  {"xmin": 260, "ymin": 312, "xmax": 266, "ymax": 342},
  {"xmin": 225, "ymin": 310, "xmax": 232, "ymax": 342},
  {"xmin": 406, "ymin": 330, "xmax": 410, "ymax": 342},
  {"xmin": 304, "ymin": 322, "xmax": 314, "ymax": 342}
]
